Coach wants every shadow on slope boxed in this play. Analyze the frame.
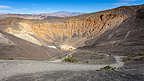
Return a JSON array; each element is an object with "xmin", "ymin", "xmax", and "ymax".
[
  {"xmin": 82, "ymin": 8, "xmax": 144, "ymax": 56},
  {"xmin": 0, "ymin": 31, "xmax": 63, "ymax": 60}
]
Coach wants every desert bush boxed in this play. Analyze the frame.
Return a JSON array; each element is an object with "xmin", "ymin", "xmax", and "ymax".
[
  {"xmin": 62, "ymin": 55, "xmax": 78, "ymax": 63},
  {"xmin": 8, "ymin": 58, "xmax": 14, "ymax": 60},
  {"xmin": 100, "ymin": 65, "xmax": 116, "ymax": 70},
  {"xmin": 122, "ymin": 57, "xmax": 131, "ymax": 62},
  {"xmin": 140, "ymin": 56, "xmax": 144, "ymax": 59}
]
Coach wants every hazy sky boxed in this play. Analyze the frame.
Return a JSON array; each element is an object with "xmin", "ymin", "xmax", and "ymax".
[{"xmin": 0, "ymin": 0, "xmax": 143, "ymax": 14}]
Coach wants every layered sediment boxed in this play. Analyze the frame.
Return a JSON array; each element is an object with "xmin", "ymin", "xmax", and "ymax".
[{"xmin": 0, "ymin": 5, "xmax": 144, "ymax": 52}]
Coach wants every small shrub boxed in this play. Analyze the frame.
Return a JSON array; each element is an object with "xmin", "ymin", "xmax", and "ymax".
[
  {"xmin": 85, "ymin": 61, "xmax": 89, "ymax": 63},
  {"xmin": 100, "ymin": 65, "xmax": 116, "ymax": 70},
  {"xmin": 122, "ymin": 57, "xmax": 131, "ymax": 62},
  {"xmin": 8, "ymin": 58, "xmax": 14, "ymax": 60},
  {"xmin": 62, "ymin": 55, "xmax": 78, "ymax": 63},
  {"xmin": 139, "ymin": 56, "xmax": 144, "ymax": 60},
  {"xmin": 58, "ymin": 56, "xmax": 62, "ymax": 59}
]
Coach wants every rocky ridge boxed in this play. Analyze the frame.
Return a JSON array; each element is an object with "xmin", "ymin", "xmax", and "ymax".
[
  {"xmin": 2, "ymin": 5, "xmax": 143, "ymax": 50},
  {"xmin": 0, "ymin": 4, "xmax": 144, "ymax": 59}
]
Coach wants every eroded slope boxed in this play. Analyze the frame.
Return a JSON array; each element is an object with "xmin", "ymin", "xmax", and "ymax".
[
  {"xmin": 1, "ymin": 5, "xmax": 143, "ymax": 50},
  {"xmin": 82, "ymin": 7, "xmax": 144, "ymax": 56}
]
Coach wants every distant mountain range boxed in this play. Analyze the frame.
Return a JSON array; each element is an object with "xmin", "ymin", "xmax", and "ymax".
[
  {"xmin": 40, "ymin": 11, "xmax": 84, "ymax": 17},
  {"xmin": 0, "ymin": 11, "xmax": 84, "ymax": 19}
]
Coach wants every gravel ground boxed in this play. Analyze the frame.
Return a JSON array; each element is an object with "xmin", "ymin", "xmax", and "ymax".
[
  {"xmin": 0, "ymin": 56, "xmax": 123, "ymax": 80},
  {"xmin": 0, "ymin": 57, "xmax": 144, "ymax": 81},
  {"xmin": 3, "ymin": 70, "xmax": 144, "ymax": 81}
]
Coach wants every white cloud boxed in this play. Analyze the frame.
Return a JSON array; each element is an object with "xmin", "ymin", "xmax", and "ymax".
[
  {"xmin": 0, "ymin": 7, "xmax": 53, "ymax": 14},
  {"xmin": 0, "ymin": 5, "xmax": 11, "ymax": 8},
  {"xmin": 113, "ymin": 2, "xmax": 129, "ymax": 5},
  {"xmin": 113, "ymin": 0, "xmax": 140, "ymax": 6},
  {"xmin": 120, "ymin": 0, "xmax": 138, "ymax": 1}
]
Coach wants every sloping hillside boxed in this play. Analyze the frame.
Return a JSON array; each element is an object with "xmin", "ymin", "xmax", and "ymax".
[
  {"xmin": 82, "ymin": 7, "xmax": 144, "ymax": 56},
  {"xmin": 1, "ymin": 5, "xmax": 144, "ymax": 50},
  {"xmin": 0, "ymin": 31, "xmax": 62, "ymax": 60},
  {"xmin": 0, "ymin": 4, "xmax": 144, "ymax": 60}
]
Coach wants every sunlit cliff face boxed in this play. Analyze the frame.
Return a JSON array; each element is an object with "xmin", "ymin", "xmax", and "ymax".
[
  {"xmin": 4, "ymin": 14, "xmax": 125, "ymax": 51},
  {"xmin": 5, "ymin": 22, "xmax": 77, "ymax": 51},
  {"xmin": 6, "ymin": 22, "xmax": 42, "ymax": 46},
  {"xmin": 2, "ymin": 8, "xmax": 129, "ymax": 51},
  {"xmin": 29, "ymin": 14, "xmax": 125, "ymax": 49},
  {"xmin": 60, "ymin": 44, "xmax": 76, "ymax": 51}
]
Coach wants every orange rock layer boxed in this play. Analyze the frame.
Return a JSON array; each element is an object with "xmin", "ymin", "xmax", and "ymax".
[
  {"xmin": 4, "ymin": 5, "xmax": 140, "ymax": 47},
  {"xmin": 30, "ymin": 14, "xmax": 126, "ymax": 47}
]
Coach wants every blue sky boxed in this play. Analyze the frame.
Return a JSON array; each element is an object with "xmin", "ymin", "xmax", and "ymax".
[{"xmin": 0, "ymin": 0, "xmax": 143, "ymax": 14}]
